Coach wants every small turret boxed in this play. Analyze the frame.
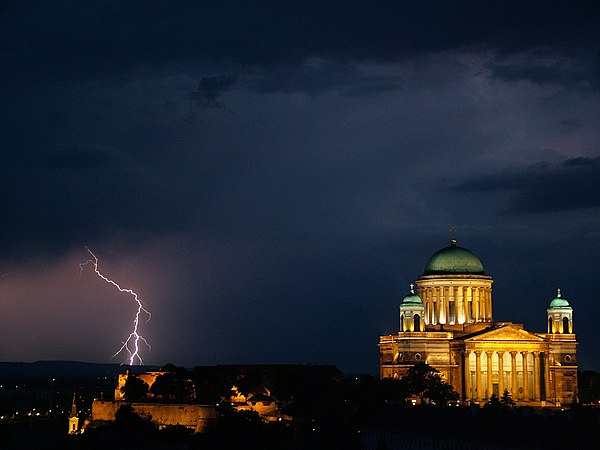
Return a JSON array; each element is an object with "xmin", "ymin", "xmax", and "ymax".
[
  {"xmin": 547, "ymin": 288, "xmax": 573, "ymax": 334},
  {"xmin": 400, "ymin": 284, "xmax": 425, "ymax": 332}
]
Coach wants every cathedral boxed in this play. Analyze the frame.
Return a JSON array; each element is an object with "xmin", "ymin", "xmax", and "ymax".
[{"xmin": 379, "ymin": 236, "xmax": 578, "ymax": 406}]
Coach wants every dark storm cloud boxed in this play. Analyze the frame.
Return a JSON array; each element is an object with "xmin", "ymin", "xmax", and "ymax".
[
  {"xmin": 192, "ymin": 62, "xmax": 403, "ymax": 103},
  {"xmin": 487, "ymin": 54, "xmax": 599, "ymax": 89},
  {"xmin": 244, "ymin": 61, "xmax": 402, "ymax": 96},
  {"xmin": 558, "ymin": 119, "xmax": 583, "ymax": 135},
  {"xmin": 451, "ymin": 157, "xmax": 600, "ymax": 213},
  {"xmin": 0, "ymin": 145, "xmax": 196, "ymax": 258},
  {"xmin": 1, "ymin": 0, "xmax": 600, "ymax": 374},
  {"xmin": 3, "ymin": 1, "xmax": 599, "ymax": 86},
  {"xmin": 489, "ymin": 61, "xmax": 575, "ymax": 85},
  {"xmin": 191, "ymin": 74, "xmax": 238, "ymax": 108},
  {"xmin": 38, "ymin": 145, "xmax": 131, "ymax": 169}
]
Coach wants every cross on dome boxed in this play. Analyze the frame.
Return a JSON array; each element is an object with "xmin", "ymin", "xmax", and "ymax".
[{"xmin": 450, "ymin": 225, "xmax": 457, "ymax": 246}]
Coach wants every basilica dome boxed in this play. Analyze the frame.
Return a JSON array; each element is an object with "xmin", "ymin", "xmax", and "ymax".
[{"xmin": 423, "ymin": 239, "xmax": 485, "ymax": 276}]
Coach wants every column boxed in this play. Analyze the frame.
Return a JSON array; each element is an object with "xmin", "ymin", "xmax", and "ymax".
[
  {"xmin": 446, "ymin": 287, "xmax": 451, "ymax": 322},
  {"xmin": 480, "ymin": 288, "xmax": 486, "ymax": 320},
  {"xmin": 487, "ymin": 287, "xmax": 493, "ymax": 321},
  {"xmin": 457, "ymin": 286, "xmax": 463, "ymax": 324},
  {"xmin": 449, "ymin": 286, "xmax": 455, "ymax": 324},
  {"xmin": 522, "ymin": 351, "xmax": 529, "ymax": 401},
  {"xmin": 427, "ymin": 288, "xmax": 431, "ymax": 325},
  {"xmin": 443, "ymin": 288, "xmax": 448, "ymax": 324},
  {"xmin": 483, "ymin": 288, "xmax": 488, "ymax": 320},
  {"xmin": 544, "ymin": 351, "xmax": 551, "ymax": 400},
  {"xmin": 510, "ymin": 351, "xmax": 518, "ymax": 399},
  {"xmin": 486, "ymin": 351, "xmax": 493, "ymax": 400},
  {"xmin": 433, "ymin": 287, "xmax": 440, "ymax": 325},
  {"xmin": 475, "ymin": 288, "xmax": 480, "ymax": 321},
  {"xmin": 475, "ymin": 350, "xmax": 482, "ymax": 402},
  {"xmin": 482, "ymin": 288, "xmax": 486, "ymax": 321},
  {"xmin": 461, "ymin": 287, "xmax": 467, "ymax": 324},
  {"xmin": 423, "ymin": 288, "xmax": 428, "ymax": 324},
  {"xmin": 466, "ymin": 287, "xmax": 472, "ymax": 322},
  {"xmin": 497, "ymin": 351, "xmax": 504, "ymax": 396},
  {"xmin": 440, "ymin": 286, "xmax": 447, "ymax": 324},
  {"xmin": 532, "ymin": 351, "xmax": 540, "ymax": 401},
  {"xmin": 464, "ymin": 351, "xmax": 471, "ymax": 401}
]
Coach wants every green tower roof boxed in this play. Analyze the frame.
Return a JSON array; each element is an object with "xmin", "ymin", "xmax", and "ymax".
[
  {"xmin": 549, "ymin": 288, "xmax": 570, "ymax": 308},
  {"xmin": 401, "ymin": 284, "xmax": 423, "ymax": 306}
]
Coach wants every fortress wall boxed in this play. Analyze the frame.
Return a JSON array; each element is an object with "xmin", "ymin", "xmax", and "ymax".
[
  {"xmin": 92, "ymin": 400, "xmax": 119, "ymax": 421},
  {"xmin": 91, "ymin": 400, "xmax": 216, "ymax": 432},
  {"xmin": 132, "ymin": 403, "xmax": 216, "ymax": 432}
]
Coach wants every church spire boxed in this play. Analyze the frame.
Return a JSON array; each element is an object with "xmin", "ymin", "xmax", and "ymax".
[
  {"xmin": 70, "ymin": 393, "xmax": 78, "ymax": 418},
  {"xmin": 68, "ymin": 393, "xmax": 79, "ymax": 434}
]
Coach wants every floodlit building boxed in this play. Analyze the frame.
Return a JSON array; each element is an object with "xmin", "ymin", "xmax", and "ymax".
[{"xmin": 379, "ymin": 236, "xmax": 578, "ymax": 406}]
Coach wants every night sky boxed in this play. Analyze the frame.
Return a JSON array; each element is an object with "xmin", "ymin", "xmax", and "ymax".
[{"xmin": 1, "ymin": 1, "xmax": 599, "ymax": 374}]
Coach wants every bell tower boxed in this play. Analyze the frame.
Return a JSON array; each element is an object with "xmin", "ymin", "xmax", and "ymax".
[
  {"xmin": 68, "ymin": 393, "xmax": 79, "ymax": 435},
  {"xmin": 399, "ymin": 284, "xmax": 425, "ymax": 332},
  {"xmin": 547, "ymin": 288, "xmax": 573, "ymax": 334}
]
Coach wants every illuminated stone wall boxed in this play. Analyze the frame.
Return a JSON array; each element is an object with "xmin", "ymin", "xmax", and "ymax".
[
  {"xmin": 91, "ymin": 400, "xmax": 216, "ymax": 432},
  {"xmin": 114, "ymin": 371, "xmax": 165, "ymax": 400}
]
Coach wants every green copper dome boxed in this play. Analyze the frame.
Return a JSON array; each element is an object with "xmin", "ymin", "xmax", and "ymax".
[
  {"xmin": 401, "ymin": 284, "xmax": 423, "ymax": 306},
  {"xmin": 549, "ymin": 289, "xmax": 570, "ymax": 308},
  {"xmin": 423, "ymin": 239, "xmax": 485, "ymax": 275}
]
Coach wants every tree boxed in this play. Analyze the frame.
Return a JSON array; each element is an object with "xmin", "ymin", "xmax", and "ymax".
[
  {"xmin": 486, "ymin": 393, "xmax": 500, "ymax": 407},
  {"xmin": 485, "ymin": 393, "xmax": 505, "ymax": 413},
  {"xmin": 404, "ymin": 363, "xmax": 459, "ymax": 405},
  {"xmin": 425, "ymin": 377, "xmax": 459, "ymax": 405},
  {"xmin": 499, "ymin": 389, "xmax": 516, "ymax": 408},
  {"xmin": 114, "ymin": 404, "xmax": 155, "ymax": 430},
  {"xmin": 150, "ymin": 372, "xmax": 195, "ymax": 403},
  {"xmin": 122, "ymin": 375, "xmax": 149, "ymax": 402}
]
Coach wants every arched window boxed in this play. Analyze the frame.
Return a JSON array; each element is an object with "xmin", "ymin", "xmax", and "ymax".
[
  {"xmin": 562, "ymin": 317, "xmax": 570, "ymax": 334},
  {"xmin": 548, "ymin": 317, "xmax": 553, "ymax": 333},
  {"xmin": 414, "ymin": 314, "xmax": 421, "ymax": 332},
  {"xmin": 400, "ymin": 314, "xmax": 404, "ymax": 332}
]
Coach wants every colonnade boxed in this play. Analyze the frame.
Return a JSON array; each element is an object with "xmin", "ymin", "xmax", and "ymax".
[
  {"xmin": 463, "ymin": 349, "xmax": 550, "ymax": 402},
  {"xmin": 418, "ymin": 284, "xmax": 493, "ymax": 325}
]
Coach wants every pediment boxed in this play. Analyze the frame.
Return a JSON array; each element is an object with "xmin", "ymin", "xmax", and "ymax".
[{"xmin": 465, "ymin": 325, "xmax": 545, "ymax": 342}]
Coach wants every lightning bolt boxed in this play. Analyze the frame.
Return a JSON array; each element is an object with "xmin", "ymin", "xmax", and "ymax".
[{"xmin": 80, "ymin": 247, "xmax": 151, "ymax": 365}]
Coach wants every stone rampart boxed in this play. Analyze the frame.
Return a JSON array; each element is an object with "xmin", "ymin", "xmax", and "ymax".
[{"xmin": 91, "ymin": 400, "xmax": 216, "ymax": 433}]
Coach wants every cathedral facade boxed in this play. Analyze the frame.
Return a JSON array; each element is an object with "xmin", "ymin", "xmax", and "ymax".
[{"xmin": 379, "ymin": 237, "xmax": 578, "ymax": 406}]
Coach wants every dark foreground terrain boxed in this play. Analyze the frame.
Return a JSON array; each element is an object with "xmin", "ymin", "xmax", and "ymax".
[{"xmin": 1, "ymin": 362, "xmax": 600, "ymax": 450}]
